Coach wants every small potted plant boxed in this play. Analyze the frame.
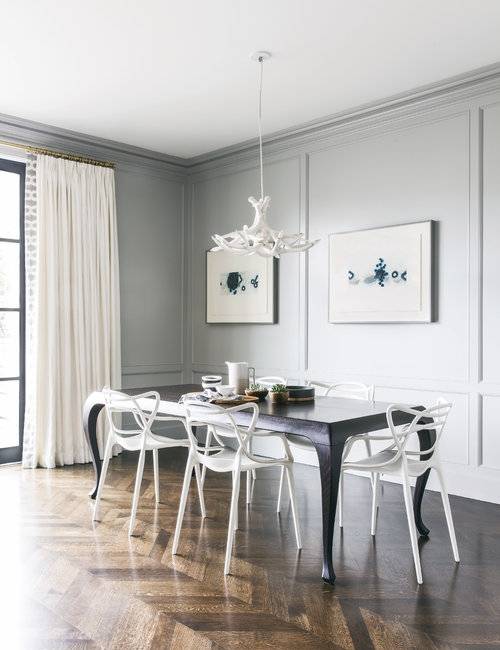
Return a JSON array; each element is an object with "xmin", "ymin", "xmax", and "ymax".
[
  {"xmin": 245, "ymin": 383, "xmax": 268, "ymax": 401},
  {"xmin": 268, "ymin": 384, "xmax": 289, "ymax": 404}
]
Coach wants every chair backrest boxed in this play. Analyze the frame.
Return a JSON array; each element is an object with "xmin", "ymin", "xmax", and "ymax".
[
  {"xmin": 385, "ymin": 399, "xmax": 452, "ymax": 467},
  {"xmin": 103, "ymin": 387, "xmax": 160, "ymax": 439},
  {"xmin": 307, "ymin": 379, "xmax": 374, "ymax": 401},
  {"xmin": 256, "ymin": 376, "xmax": 287, "ymax": 388},
  {"xmin": 183, "ymin": 399, "xmax": 259, "ymax": 458}
]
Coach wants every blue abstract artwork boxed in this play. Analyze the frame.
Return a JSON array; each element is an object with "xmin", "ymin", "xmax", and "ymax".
[
  {"xmin": 220, "ymin": 271, "xmax": 259, "ymax": 295},
  {"xmin": 347, "ymin": 258, "xmax": 408, "ymax": 287},
  {"xmin": 329, "ymin": 221, "xmax": 433, "ymax": 323}
]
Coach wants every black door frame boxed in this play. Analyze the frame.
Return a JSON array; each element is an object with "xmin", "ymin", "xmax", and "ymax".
[{"xmin": 0, "ymin": 157, "xmax": 26, "ymax": 463}]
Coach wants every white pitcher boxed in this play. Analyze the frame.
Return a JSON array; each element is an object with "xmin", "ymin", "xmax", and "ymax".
[{"xmin": 225, "ymin": 361, "xmax": 254, "ymax": 395}]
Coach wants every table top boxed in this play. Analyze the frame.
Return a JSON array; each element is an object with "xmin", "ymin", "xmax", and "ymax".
[{"xmin": 118, "ymin": 383, "xmax": 414, "ymax": 445}]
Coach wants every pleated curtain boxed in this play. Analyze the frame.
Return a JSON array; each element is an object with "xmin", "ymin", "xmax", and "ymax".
[{"xmin": 22, "ymin": 154, "xmax": 121, "ymax": 468}]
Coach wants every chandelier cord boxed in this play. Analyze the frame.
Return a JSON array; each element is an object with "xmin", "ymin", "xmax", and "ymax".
[{"xmin": 258, "ymin": 56, "xmax": 264, "ymax": 200}]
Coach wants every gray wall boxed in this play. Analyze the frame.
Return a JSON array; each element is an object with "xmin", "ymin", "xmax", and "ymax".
[
  {"xmin": 186, "ymin": 89, "xmax": 500, "ymax": 504},
  {"xmin": 116, "ymin": 168, "xmax": 185, "ymax": 389}
]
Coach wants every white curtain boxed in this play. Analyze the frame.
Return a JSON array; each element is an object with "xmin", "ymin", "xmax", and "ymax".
[{"xmin": 22, "ymin": 154, "xmax": 121, "ymax": 468}]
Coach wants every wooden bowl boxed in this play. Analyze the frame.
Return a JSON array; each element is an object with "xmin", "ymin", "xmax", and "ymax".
[
  {"xmin": 245, "ymin": 388, "xmax": 268, "ymax": 402},
  {"xmin": 269, "ymin": 390, "xmax": 289, "ymax": 404}
]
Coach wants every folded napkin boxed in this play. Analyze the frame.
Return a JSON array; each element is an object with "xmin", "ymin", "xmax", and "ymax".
[{"xmin": 179, "ymin": 389, "xmax": 220, "ymax": 404}]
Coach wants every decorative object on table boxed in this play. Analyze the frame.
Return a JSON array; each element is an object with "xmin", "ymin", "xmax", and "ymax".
[
  {"xmin": 225, "ymin": 361, "xmax": 256, "ymax": 394},
  {"xmin": 206, "ymin": 250, "xmax": 277, "ymax": 323},
  {"xmin": 245, "ymin": 384, "xmax": 269, "ymax": 401},
  {"xmin": 268, "ymin": 384, "xmax": 290, "ymax": 404},
  {"xmin": 329, "ymin": 221, "xmax": 434, "ymax": 323},
  {"xmin": 213, "ymin": 395, "xmax": 259, "ymax": 406},
  {"xmin": 287, "ymin": 385, "xmax": 315, "ymax": 402},
  {"xmin": 201, "ymin": 375, "xmax": 222, "ymax": 391},
  {"xmin": 210, "ymin": 52, "xmax": 319, "ymax": 257}
]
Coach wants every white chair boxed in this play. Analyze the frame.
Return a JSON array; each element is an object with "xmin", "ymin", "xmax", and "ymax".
[
  {"xmin": 255, "ymin": 375, "xmax": 288, "ymax": 388},
  {"xmin": 242, "ymin": 375, "xmax": 287, "ymax": 487},
  {"xmin": 172, "ymin": 399, "xmax": 302, "ymax": 575},
  {"xmin": 342, "ymin": 400, "xmax": 459, "ymax": 584},
  {"xmin": 93, "ymin": 388, "xmax": 205, "ymax": 536},
  {"xmin": 276, "ymin": 380, "xmax": 375, "ymax": 516}
]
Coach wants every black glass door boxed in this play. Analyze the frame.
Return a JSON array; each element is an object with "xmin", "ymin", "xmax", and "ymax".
[{"xmin": 0, "ymin": 158, "xmax": 25, "ymax": 463}]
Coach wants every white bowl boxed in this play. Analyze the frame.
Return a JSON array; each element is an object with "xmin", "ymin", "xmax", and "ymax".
[{"xmin": 216, "ymin": 385, "xmax": 236, "ymax": 397}]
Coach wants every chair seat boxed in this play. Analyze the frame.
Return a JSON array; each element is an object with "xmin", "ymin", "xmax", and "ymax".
[
  {"xmin": 343, "ymin": 449, "xmax": 430, "ymax": 477},
  {"xmin": 116, "ymin": 433, "xmax": 190, "ymax": 452},
  {"xmin": 198, "ymin": 448, "xmax": 289, "ymax": 473}
]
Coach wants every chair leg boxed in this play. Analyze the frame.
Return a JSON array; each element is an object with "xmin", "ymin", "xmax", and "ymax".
[
  {"xmin": 338, "ymin": 470, "xmax": 344, "ymax": 527},
  {"xmin": 248, "ymin": 436, "xmax": 257, "ymax": 482},
  {"xmin": 285, "ymin": 465, "xmax": 302, "ymax": 549},
  {"xmin": 435, "ymin": 465, "xmax": 460, "ymax": 562},
  {"xmin": 402, "ymin": 473, "xmax": 423, "ymax": 584},
  {"xmin": 172, "ymin": 454, "xmax": 195, "ymax": 555},
  {"xmin": 194, "ymin": 463, "xmax": 206, "ymax": 518},
  {"xmin": 225, "ymin": 469, "xmax": 241, "ymax": 575},
  {"xmin": 93, "ymin": 433, "xmax": 114, "ymax": 521},
  {"xmin": 277, "ymin": 465, "xmax": 285, "ymax": 513},
  {"xmin": 370, "ymin": 472, "xmax": 380, "ymax": 536},
  {"xmin": 153, "ymin": 448, "xmax": 160, "ymax": 504},
  {"xmin": 129, "ymin": 447, "xmax": 146, "ymax": 536},
  {"xmin": 201, "ymin": 428, "xmax": 212, "ymax": 487},
  {"xmin": 246, "ymin": 470, "xmax": 252, "ymax": 504},
  {"xmin": 364, "ymin": 438, "xmax": 375, "ymax": 489}
]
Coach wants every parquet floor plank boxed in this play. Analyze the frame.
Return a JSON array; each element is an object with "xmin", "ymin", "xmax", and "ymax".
[{"xmin": 1, "ymin": 448, "xmax": 499, "ymax": 649}]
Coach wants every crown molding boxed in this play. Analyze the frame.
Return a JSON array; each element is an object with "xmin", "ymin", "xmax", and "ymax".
[
  {"xmin": 2, "ymin": 62, "xmax": 500, "ymax": 178},
  {"xmin": 0, "ymin": 111, "xmax": 188, "ymax": 178},
  {"xmin": 186, "ymin": 61, "xmax": 500, "ymax": 171}
]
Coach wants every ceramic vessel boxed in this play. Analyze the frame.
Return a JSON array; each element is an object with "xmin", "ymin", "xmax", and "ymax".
[
  {"xmin": 269, "ymin": 390, "xmax": 289, "ymax": 404},
  {"xmin": 225, "ymin": 362, "xmax": 255, "ymax": 394}
]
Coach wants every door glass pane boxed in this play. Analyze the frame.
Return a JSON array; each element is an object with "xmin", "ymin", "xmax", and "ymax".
[
  {"xmin": 0, "ymin": 170, "xmax": 20, "ymax": 239},
  {"xmin": 0, "ymin": 242, "xmax": 20, "ymax": 308},
  {"xmin": 0, "ymin": 312, "xmax": 19, "ymax": 377},
  {"xmin": 0, "ymin": 380, "xmax": 19, "ymax": 448}
]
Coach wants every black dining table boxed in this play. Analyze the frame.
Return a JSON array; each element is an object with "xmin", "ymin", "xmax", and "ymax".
[{"xmin": 82, "ymin": 383, "xmax": 434, "ymax": 584}]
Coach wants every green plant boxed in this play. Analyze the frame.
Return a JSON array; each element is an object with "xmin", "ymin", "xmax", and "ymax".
[
  {"xmin": 249, "ymin": 383, "xmax": 265, "ymax": 391},
  {"xmin": 270, "ymin": 384, "xmax": 287, "ymax": 393}
]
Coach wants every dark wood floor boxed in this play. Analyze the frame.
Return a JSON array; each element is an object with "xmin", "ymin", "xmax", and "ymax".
[{"xmin": 2, "ymin": 449, "xmax": 500, "ymax": 649}]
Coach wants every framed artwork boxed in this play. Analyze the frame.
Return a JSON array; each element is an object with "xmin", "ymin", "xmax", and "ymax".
[
  {"xmin": 329, "ymin": 221, "xmax": 434, "ymax": 323},
  {"xmin": 206, "ymin": 250, "xmax": 277, "ymax": 324}
]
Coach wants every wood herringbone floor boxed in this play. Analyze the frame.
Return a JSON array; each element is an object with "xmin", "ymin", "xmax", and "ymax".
[{"xmin": 1, "ymin": 449, "xmax": 500, "ymax": 649}]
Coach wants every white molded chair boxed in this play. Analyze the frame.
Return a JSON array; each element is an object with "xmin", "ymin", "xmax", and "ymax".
[
  {"xmin": 93, "ymin": 388, "xmax": 205, "ymax": 536},
  {"xmin": 243, "ymin": 375, "xmax": 287, "ymax": 486},
  {"xmin": 277, "ymin": 380, "xmax": 375, "ymax": 516},
  {"xmin": 172, "ymin": 399, "xmax": 302, "ymax": 575},
  {"xmin": 255, "ymin": 375, "xmax": 288, "ymax": 388},
  {"xmin": 342, "ymin": 400, "xmax": 459, "ymax": 584}
]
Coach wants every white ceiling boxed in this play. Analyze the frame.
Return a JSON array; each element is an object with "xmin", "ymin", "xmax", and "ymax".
[{"xmin": 2, "ymin": 0, "xmax": 500, "ymax": 158}]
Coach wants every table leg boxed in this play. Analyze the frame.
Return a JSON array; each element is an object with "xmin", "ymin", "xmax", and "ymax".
[
  {"xmin": 83, "ymin": 395, "xmax": 105, "ymax": 499},
  {"xmin": 414, "ymin": 423, "xmax": 436, "ymax": 536},
  {"xmin": 314, "ymin": 442, "xmax": 344, "ymax": 585}
]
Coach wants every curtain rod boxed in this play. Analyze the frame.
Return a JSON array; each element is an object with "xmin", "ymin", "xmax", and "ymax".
[{"xmin": 0, "ymin": 138, "xmax": 114, "ymax": 168}]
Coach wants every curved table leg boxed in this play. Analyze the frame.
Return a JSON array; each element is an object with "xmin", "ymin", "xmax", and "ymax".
[
  {"xmin": 83, "ymin": 393, "xmax": 105, "ymax": 499},
  {"xmin": 414, "ymin": 423, "xmax": 436, "ymax": 536},
  {"xmin": 314, "ymin": 441, "xmax": 344, "ymax": 585}
]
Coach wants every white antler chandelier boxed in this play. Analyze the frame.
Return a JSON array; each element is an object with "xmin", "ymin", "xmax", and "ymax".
[{"xmin": 211, "ymin": 52, "xmax": 319, "ymax": 258}]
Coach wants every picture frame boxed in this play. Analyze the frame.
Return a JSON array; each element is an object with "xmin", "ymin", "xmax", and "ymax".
[
  {"xmin": 206, "ymin": 250, "xmax": 278, "ymax": 324},
  {"xmin": 329, "ymin": 220, "xmax": 434, "ymax": 323}
]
